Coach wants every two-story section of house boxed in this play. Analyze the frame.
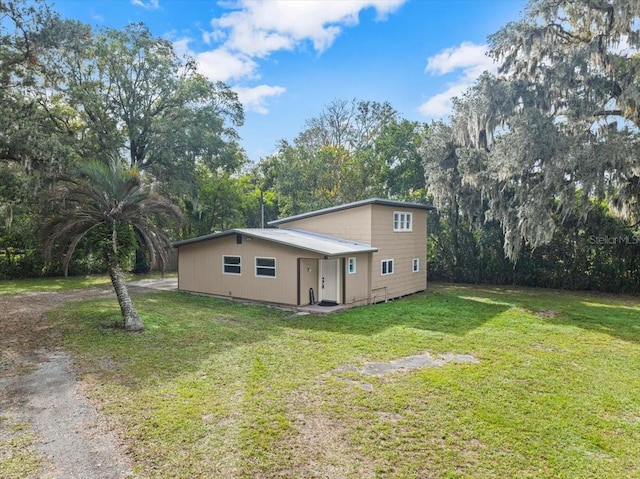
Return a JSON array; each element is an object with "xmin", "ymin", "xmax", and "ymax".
[
  {"xmin": 269, "ymin": 199, "xmax": 433, "ymax": 304},
  {"xmin": 174, "ymin": 198, "xmax": 434, "ymax": 308}
]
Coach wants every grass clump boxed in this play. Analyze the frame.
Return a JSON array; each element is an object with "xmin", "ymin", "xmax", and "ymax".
[{"xmin": 0, "ymin": 415, "xmax": 45, "ymax": 478}]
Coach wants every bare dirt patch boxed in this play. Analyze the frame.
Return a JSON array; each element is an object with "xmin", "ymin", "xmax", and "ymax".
[
  {"xmin": 0, "ymin": 288, "xmax": 112, "ymax": 378},
  {"xmin": 0, "ymin": 286, "xmax": 149, "ymax": 478},
  {"xmin": 361, "ymin": 352, "xmax": 480, "ymax": 376},
  {"xmin": 279, "ymin": 390, "xmax": 376, "ymax": 478},
  {"xmin": 333, "ymin": 352, "xmax": 480, "ymax": 379}
]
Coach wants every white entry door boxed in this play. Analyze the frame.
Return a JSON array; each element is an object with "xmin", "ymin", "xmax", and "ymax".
[{"xmin": 319, "ymin": 259, "xmax": 339, "ymax": 303}]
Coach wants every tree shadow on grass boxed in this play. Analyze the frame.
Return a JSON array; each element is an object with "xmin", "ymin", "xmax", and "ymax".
[
  {"xmin": 547, "ymin": 300, "xmax": 640, "ymax": 344},
  {"xmin": 287, "ymin": 290, "xmax": 509, "ymax": 337},
  {"xmin": 431, "ymin": 283, "xmax": 640, "ymax": 344},
  {"xmin": 46, "ymin": 287, "xmax": 509, "ymax": 390},
  {"xmin": 47, "ymin": 291, "xmax": 290, "ymax": 389},
  {"xmin": 49, "ymin": 284, "xmax": 639, "ymax": 393}
]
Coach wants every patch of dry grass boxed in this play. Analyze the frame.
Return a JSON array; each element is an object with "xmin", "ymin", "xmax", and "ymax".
[{"xmin": 0, "ymin": 415, "xmax": 46, "ymax": 478}]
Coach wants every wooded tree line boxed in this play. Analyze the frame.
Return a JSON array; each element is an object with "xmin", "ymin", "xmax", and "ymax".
[{"xmin": 2, "ymin": 0, "xmax": 639, "ymax": 293}]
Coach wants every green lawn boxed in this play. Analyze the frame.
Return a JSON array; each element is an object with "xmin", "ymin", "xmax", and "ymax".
[
  {"xmin": 0, "ymin": 272, "xmax": 175, "ymax": 295},
  {"xmin": 0, "ymin": 275, "xmax": 113, "ymax": 294},
  {"xmin": 43, "ymin": 284, "xmax": 640, "ymax": 478}
]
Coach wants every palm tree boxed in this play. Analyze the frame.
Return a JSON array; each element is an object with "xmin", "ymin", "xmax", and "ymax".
[{"xmin": 43, "ymin": 158, "xmax": 183, "ymax": 331}]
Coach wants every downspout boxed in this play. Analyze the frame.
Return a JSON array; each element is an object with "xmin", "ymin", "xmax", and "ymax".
[
  {"xmin": 367, "ymin": 253, "xmax": 373, "ymax": 304},
  {"xmin": 341, "ymin": 257, "xmax": 346, "ymax": 304},
  {"xmin": 296, "ymin": 258, "xmax": 301, "ymax": 305}
]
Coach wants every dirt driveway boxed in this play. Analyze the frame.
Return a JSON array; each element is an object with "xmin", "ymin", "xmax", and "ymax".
[{"xmin": 0, "ymin": 280, "xmax": 175, "ymax": 478}]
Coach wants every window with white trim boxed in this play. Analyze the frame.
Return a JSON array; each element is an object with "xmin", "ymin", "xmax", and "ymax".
[
  {"xmin": 393, "ymin": 211, "xmax": 412, "ymax": 231},
  {"xmin": 255, "ymin": 257, "xmax": 276, "ymax": 277},
  {"xmin": 348, "ymin": 257, "xmax": 356, "ymax": 274},
  {"xmin": 412, "ymin": 258, "xmax": 420, "ymax": 273},
  {"xmin": 223, "ymin": 255, "xmax": 241, "ymax": 275},
  {"xmin": 381, "ymin": 259, "xmax": 394, "ymax": 275}
]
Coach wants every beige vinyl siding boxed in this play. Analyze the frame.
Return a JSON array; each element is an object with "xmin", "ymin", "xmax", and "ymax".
[
  {"xmin": 279, "ymin": 205, "xmax": 373, "ymax": 243},
  {"xmin": 370, "ymin": 204, "xmax": 427, "ymax": 301},
  {"xmin": 277, "ymin": 202, "xmax": 428, "ymax": 302},
  {"xmin": 343, "ymin": 253, "xmax": 370, "ymax": 306},
  {"xmin": 276, "ymin": 206, "xmax": 376, "ymax": 306},
  {"xmin": 178, "ymin": 235, "xmax": 324, "ymax": 305},
  {"xmin": 299, "ymin": 254, "xmax": 370, "ymax": 306},
  {"xmin": 299, "ymin": 258, "xmax": 318, "ymax": 306}
]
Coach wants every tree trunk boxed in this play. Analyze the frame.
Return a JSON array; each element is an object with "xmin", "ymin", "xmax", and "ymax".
[
  {"xmin": 133, "ymin": 230, "xmax": 150, "ymax": 274},
  {"xmin": 109, "ymin": 264, "xmax": 144, "ymax": 331}
]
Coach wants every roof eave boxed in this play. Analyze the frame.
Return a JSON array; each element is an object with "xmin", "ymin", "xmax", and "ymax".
[
  {"xmin": 172, "ymin": 229, "xmax": 237, "ymax": 248},
  {"xmin": 173, "ymin": 229, "xmax": 378, "ymax": 256}
]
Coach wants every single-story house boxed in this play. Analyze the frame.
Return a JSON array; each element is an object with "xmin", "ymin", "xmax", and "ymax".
[{"xmin": 173, "ymin": 198, "xmax": 434, "ymax": 308}]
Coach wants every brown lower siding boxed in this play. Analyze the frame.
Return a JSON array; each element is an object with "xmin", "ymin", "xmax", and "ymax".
[
  {"xmin": 177, "ymin": 286, "xmax": 425, "ymax": 309},
  {"xmin": 176, "ymin": 288, "xmax": 315, "ymax": 312},
  {"xmin": 371, "ymin": 262, "xmax": 427, "ymax": 302},
  {"xmin": 371, "ymin": 288, "xmax": 427, "ymax": 304}
]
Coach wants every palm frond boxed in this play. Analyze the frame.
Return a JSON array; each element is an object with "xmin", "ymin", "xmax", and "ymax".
[{"xmin": 41, "ymin": 158, "xmax": 183, "ymax": 274}]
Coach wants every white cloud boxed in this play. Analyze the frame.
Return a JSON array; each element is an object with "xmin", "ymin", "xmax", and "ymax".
[
  {"xmin": 418, "ymin": 84, "xmax": 467, "ymax": 117},
  {"xmin": 185, "ymin": 0, "xmax": 404, "ymax": 114},
  {"xmin": 419, "ymin": 42, "xmax": 498, "ymax": 118},
  {"xmin": 426, "ymin": 41, "xmax": 494, "ymax": 77},
  {"xmin": 196, "ymin": 48, "xmax": 258, "ymax": 83},
  {"xmin": 172, "ymin": 37, "xmax": 193, "ymax": 59},
  {"xmin": 131, "ymin": 0, "xmax": 159, "ymax": 10},
  {"xmin": 233, "ymin": 85, "xmax": 286, "ymax": 114},
  {"xmin": 211, "ymin": 0, "xmax": 405, "ymax": 57},
  {"xmin": 170, "ymin": 38, "xmax": 283, "ymax": 112},
  {"xmin": 201, "ymin": 28, "xmax": 226, "ymax": 45}
]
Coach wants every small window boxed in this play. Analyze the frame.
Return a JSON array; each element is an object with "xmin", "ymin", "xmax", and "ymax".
[
  {"xmin": 223, "ymin": 255, "xmax": 241, "ymax": 275},
  {"xmin": 412, "ymin": 258, "xmax": 420, "ymax": 273},
  {"xmin": 348, "ymin": 257, "xmax": 356, "ymax": 274},
  {"xmin": 381, "ymin": 259, "xmax": 394, "ymax": 275},
  {"xmin": 393, "ymin": 211, "xmax": 413, "ymax": 231},
  {"xmin": 255, "ymin": 257, "xmax": 276, "ymax": 278}
]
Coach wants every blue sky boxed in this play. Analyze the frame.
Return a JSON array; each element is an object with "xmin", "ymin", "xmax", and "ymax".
[{"xmin": 52, "ymin": 0, "xmax": 527, "ymax": 162}]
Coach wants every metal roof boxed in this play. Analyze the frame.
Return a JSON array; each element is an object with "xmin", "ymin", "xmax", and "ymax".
[
  {"xmin": 268, "ymin": 197, "xmax": 435, "ymax": 226},
  {"xmin": 173, "ymin": 228, "xmax": 378, "ymax": 257}
]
